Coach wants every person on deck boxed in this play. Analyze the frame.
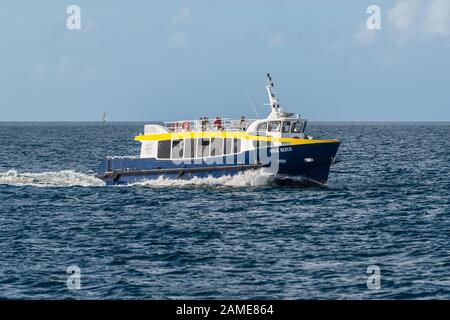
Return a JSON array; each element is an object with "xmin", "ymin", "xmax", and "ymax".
[
  {"xmin": 201, "ymin": 117, "xmax": 208, "ymax": 131},
  {"xmin": 213, "ymin": 116, "xmax": 223, "ymax": 131},
  {"xmin": 240, "ymin": 116, "xmax": 247, "ymax": 131},
  {"xmin": 182, "ymin": 120, "xmax": 191, "ymax": 131}
]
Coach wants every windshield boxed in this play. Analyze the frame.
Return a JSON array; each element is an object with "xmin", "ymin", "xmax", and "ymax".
[
  {"xmin": 291, "ymin": 121, "xmax": 304, "ymax": 133},
  {"xmin": 268, "ymin": 121, "xmax": 281, "ymax": 132}
]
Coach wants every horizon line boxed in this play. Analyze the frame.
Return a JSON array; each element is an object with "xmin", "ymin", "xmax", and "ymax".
[{"xmin": 1, "ymin": 120, "xmax": 450, "ymax": 123}]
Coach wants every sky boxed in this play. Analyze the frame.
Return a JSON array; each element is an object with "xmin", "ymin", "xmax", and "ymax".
[{"xmin": 1, "ymin": 0, "xmax": 450, "ymax": 121}]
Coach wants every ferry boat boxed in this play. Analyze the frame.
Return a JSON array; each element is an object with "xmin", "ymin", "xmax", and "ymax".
[{"xmin": 97, "ymin": 74, "xmax": 340, "ymax": 186}]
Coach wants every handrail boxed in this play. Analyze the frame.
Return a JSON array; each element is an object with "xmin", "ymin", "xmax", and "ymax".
[{"xmin": 163, "ymin": 118, "xmax": 258, "ymax": 132}]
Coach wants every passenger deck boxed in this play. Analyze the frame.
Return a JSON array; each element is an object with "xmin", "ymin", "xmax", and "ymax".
[{"xmin": 163, "ymin": 118, "xmax": 257, "ymax": 132}]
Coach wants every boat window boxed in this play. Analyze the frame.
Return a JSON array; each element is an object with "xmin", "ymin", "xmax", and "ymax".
[
  {"xmin": 157, "ymin": 140, "xmax": 171, "ymax": 159},
  {"xmin": 256, "ymin": 122, "xmax": 267, "ymax": 132},
  {"xmin": 171, "ymin": 139, "xmax": 184, "ymax": 159},
  {"xmin": 233, "ymin": 138, "xmax": 241, "ymax": 154},
  {"xmin": 282, "ymin": 121, "xmax": 291, "ymax": 133},
  {"xmin": 210, "ymin": 138, "xmax": 223, "ymax": 157},
  {"xmin": 197, "ymin": 138, "xmax": 210, "ymax": 158},
  {"xmin": 291, "ymin": 121, "xmax": 304, "ymax": 133},
  {"xmin": 184, "ymin": 139, "xmax": 196, "ymax": 159},
  {"xmin": 223, "ymin": 138, "xmax": 233, "ymax": 155},
  {"xmin": 268, "ymin": 121, "xmax": 281, "ymax": 132}
]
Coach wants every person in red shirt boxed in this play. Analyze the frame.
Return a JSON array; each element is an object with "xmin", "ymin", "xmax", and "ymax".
[{"xmin": 213, "ymin": 116, "xmax": 223, "ymax": 131}]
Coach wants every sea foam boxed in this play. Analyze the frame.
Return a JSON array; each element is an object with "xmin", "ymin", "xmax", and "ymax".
[
  {"xmin": 129, "ymin": 169, "xmax": 276, "ymax": 188},
  {"xmin": 0, "ymin": 169, "xmax": 275, "ymax": 188},
  {"xmin": 0, "ymin": 170, "xmax": 105, "ymax": 187}
]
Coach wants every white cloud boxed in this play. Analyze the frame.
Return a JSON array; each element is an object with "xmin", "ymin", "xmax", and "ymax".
[
  {"xmin": 168, "ymin": 31, "xmax": 189, "ymax": 48},
  {"xmin": 423, "ymin": 0, "xmax": 450, "ymax": 35},
  {"xmin": 33, "ymin": 56, "xmax": 96, "ymax": 81},
  {"xmin": 323, "ymin": 40, "xmax": 341, "ymax": 51},
  {"xmin": 354, "ymin": 0, "xmax": 450, "ymax": 45},
  {"xmin": 267, "ymin": 34, "xmax": 284, "ymax": 48},
  {"xmin": 81, "ymin": 66, "xmax": 97, "ymax": 80},
  {"xmin": 387, "ymin": 0, "xmax": 450, "ymax": 40},
  {"xmin": 387, "ymin": 0, "xmax": 421, "ymax": 37},
  {"xmin": 170, "ymin": 7, "xmax": 191, "ymax": 27},
  {"xmin": 168, "ymin": 8, "xmax": 192, "ymax": 48},
  {"xmin": 353, "ymin": 23, "xmax": 377, "ymax": 45}
]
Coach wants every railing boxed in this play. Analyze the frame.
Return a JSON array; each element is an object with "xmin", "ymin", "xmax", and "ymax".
[{"xmin": 163, "ymin": 118, "xmax": 258, "ymax": 132}]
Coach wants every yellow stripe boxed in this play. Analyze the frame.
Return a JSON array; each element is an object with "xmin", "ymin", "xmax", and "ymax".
[{"xmin": 134, "ymin": 131, "xmax": 338, "ymax": 145}]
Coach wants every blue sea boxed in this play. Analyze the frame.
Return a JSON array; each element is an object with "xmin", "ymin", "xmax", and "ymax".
[{"xmin": 0, "ymin": 122, "xmax": 449, "ymax": 299}]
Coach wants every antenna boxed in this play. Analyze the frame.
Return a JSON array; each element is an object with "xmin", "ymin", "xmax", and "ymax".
[
  {"xmin": 265, "ymin": 73, "xmax": 279, "ymax": 113},
  {"xmin": 244, "ymin": 89, "xmax": 259, "ymax": 119}
]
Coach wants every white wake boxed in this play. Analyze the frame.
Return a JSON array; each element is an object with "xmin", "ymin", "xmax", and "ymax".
[
  {"xmin": 129, "ymin": 169, "xmax": 276, "ymax": 188},
  {"xmin": 0, "ymin": 169, "xmax": 276, "ymax": 188},
  {"xmin": 0, "ymin": 170, "xmax": 105, "ymax": 187}
]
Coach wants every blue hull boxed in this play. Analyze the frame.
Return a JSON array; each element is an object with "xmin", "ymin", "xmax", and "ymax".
[{"xmin": 97, "ymin": 142, "xmax": 340, "ymax": 186}]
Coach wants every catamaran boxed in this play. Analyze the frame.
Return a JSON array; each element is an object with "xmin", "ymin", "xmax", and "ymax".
[{"xmin": 97, "ymin": 74, "xmax": 340, "ymax": 186}]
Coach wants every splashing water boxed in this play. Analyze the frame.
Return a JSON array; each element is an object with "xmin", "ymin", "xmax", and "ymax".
[
  {"xmin": 0, "ymin": 169, "xmax": 276, "ymax": 188},
  {"xmin": 128, "ymin": 169, "xmax": 276, "ymax": 188},
  {"xmin": 0, "ymin": 170, "xmax": 105, "ymax": 187}
]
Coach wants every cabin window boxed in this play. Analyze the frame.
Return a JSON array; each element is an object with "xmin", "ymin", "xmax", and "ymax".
[
  {"xmin": 210, "ymin": 138, "xmax": 223, "ymax": 157},
  {"xmin": 224, "ymin": 138, "xmax": 233, "ymax": 155},
  {"xmin": 157, "ymin": 140, "xmax": 171, "ymax": 159},
  {"xmin": 197, "ymin": 138, "xmax": 210, "ymax": 158},
  {"xmin": 256, "ymin": 122, "xmax": 267, "ymax": 132},
  {"xmin": 233, "ymin": 138, "xmax": 241, "ymax": 154},
  {"xmin": 171, "ymin": 139, "xmax": 184, "ymax": 159},
  {"xmin": 282, "ymin": 121, "xmax": 291, "ymax": 133},
  {"xmin": 291, "ymin": 121, "xmax": 304, "ymax": 133},
  {"xmin": 184, "ymin": 139, "xmax": 196, "ymax": 159},
  {"xmin": 268, "ymin": 121, "xmax": 281, "ymax": 132}
]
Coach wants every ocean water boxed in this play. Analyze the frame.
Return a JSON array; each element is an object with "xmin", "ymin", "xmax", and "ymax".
[{"xmin": 0, "ymin": 122, "xmax": 449, "ymax": 299}]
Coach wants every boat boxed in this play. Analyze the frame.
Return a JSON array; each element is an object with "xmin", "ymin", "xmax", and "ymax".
[{"xmin": 96, "ymin": 74, "xmax": 340, "ymax": 186}]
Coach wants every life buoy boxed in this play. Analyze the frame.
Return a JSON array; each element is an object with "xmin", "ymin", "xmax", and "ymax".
[{"xmin": 182, "ymin": 121, "xmax": 190, "ymax": 131}]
